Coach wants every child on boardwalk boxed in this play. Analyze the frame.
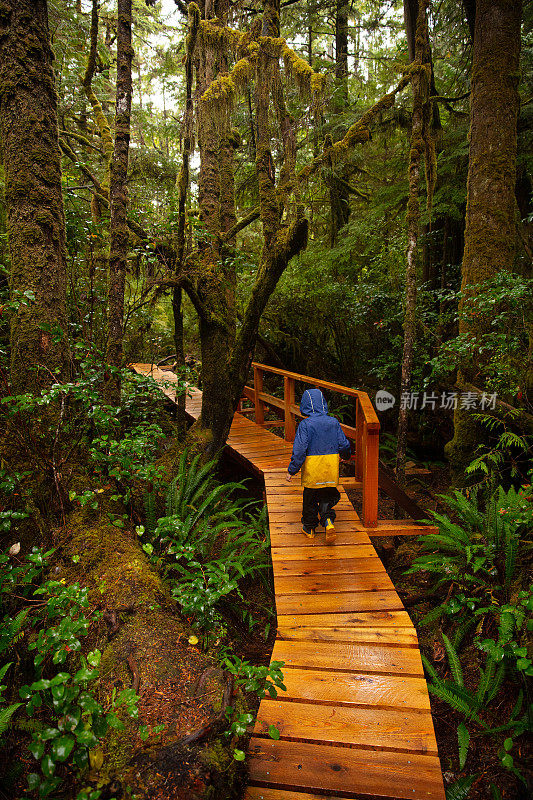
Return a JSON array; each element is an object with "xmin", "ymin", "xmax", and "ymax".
[{"xmin": 286, "ymin": 388, "xmax": 351, "ymax": 544}]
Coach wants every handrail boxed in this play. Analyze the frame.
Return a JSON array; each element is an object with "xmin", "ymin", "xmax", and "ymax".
[{"xmin": 242, "ymin": 362, "xmax": 380, "ymax": 527}]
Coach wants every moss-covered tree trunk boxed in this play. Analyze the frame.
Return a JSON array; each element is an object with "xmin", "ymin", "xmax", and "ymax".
[
  {"xmin": 0, "ymin": 0, "xmax": 71, "ymax": 393},
  {"xmin": 395, "ymin": 0, "xmax": 434, "ymax": 484},
  {"xmin": 445, "ymin": 0, "xmax": 523, "ymax": 482},
  {"xmin": 105, "ymin": 0, "xmax": 133, "ymax": 404}
]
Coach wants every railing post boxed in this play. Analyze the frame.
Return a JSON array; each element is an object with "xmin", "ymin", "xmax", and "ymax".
[
  {"xmin": 355, "ymin": 399, "xmax": 363, "ymax": 480},
  {"xmin": 254, "ymin": 366, "xmax": 264, "ymax": 426},
  {"xmin": 362, "ymin": 426, "xmax": 379, "ymax": 528},
  {"xmin": 284, "ymin": 376, "xmax": 296, "ymax": 442}
]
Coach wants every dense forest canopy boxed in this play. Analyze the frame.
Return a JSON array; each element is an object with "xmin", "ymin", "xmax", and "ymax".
[{"xmin": 0, "ymin": 1, "xmax": 532, "ymax": 799}]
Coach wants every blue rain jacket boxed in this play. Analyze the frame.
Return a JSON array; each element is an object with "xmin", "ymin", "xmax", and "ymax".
[{"xmin": 287, "ymin": 388, "xmax": 351, "ymax": 488}]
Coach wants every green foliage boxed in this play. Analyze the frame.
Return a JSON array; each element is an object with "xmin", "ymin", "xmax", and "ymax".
[
  {"xmin": 0, "ymin": 549, "xmax": 138, "ymax": 798},
  {"xmin": 429, "ymin": 272, "xmax": 532, "ymax": 398},
  {"xmin": 412, "ymin": 483, "xmax": 532, "ymax": 787},
  {"xmin": 445, "ymin": 775, "xmax": 477, "ymax": 800},
  {"xmin": 407, "ymin": 484, "xmax": 532, "ymax": 628},
  {"xmin": 137, "ymin": 450, "xmax": 270, "ymax": 642},
  {"xmin": 222, "ymin": 656, "xmax": 286, "ymax": 700}
]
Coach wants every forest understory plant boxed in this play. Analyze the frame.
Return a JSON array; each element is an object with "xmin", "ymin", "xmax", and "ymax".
[
  {"xmin": 137, "ymin": 449, "xmax": 271, "ymax": 647},
  {"xmin": 0, "ymin": 547, "xmax": 139, "ymax": 799},
  {"xmin": 407, "ymin": 482, "xmax": 533, "ymax": 792}
]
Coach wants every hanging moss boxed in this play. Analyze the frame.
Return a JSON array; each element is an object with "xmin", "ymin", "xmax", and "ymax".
[
  {"xmin": 199, "ymin": 57, "xmax": 254, "ymax": 114},
  {"xmin": 280, "ymin": 39, "xmax": 325, "ymax": 100},
  {"xmin": 198, "ymin": 18, "xmax": 246, "ymax": 55}
]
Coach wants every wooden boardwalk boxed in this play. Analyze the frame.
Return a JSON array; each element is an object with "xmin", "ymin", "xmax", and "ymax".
[{"xmin": 132, "ymin": 364, "xmax": 445, "ymax": 800}]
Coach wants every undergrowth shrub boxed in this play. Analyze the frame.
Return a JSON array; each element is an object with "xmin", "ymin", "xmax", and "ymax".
[
  {"xmin": 137, "ymin": 449, "xmax": 271, "ymax": 646},
  {"xmin": 407, "ymin": 483, "xmax": 533, "ymax": 789},
  {"xmin": 0, "ymin": 547, "xmax": 139, "ymax": 799}
]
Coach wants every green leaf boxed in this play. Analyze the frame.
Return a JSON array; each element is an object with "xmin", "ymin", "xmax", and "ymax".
[
  {"xmin": 28, "ymin": 739, "xmax": 45, "ymax": 760},
  {"xmin": 138, "ymin": 724, "xmax": 149, "ymax": 741},
  {"xmin": 233, "ymin": 748, "xmax": 246, "ymax": 761},
  {"xmin": 268, "ymin": 724, "xmax": 280, "ymax": 740},
  {"xmin": 51, "ymin": 684, "xmax": 65, "ymax": 701},
  {"xmin": 27, "ymin": 773, "xmax": 40, "ymax": 791},
  {"xmin": 51, "ymin": 735, "xmax": 75, "ymax": 762},
  {"xmin": 40, "ymin": 753, "xmax": 55, "ymax": 778},
  {"xmin": 76, "ymin": 729, "xmax": 98, "ymax": 747},
  {"xmin": 457, "ymin": 722, "xmax": 470, "ymax": 769},
  {"xmin": 87, "ymin": 650, "xmax": 101, "ymax": 667},
  {"xmin": 74, "ymin": 665, "xmax": 97, "ymax": 682},
  {"xmin": 503, "ymin": 737, "xmax": 513, "ymax": 752},
  {"xmin": 49, "ymin": 672, "xmax": 70, "ymax": 686}
]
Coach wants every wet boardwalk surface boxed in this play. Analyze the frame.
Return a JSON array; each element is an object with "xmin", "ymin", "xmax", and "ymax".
[{"xmin": 131, "ymin": 364, "xmax": 445, "ymax": 800}]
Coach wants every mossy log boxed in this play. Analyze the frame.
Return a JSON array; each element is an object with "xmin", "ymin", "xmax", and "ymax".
[{"xmin": 53, "ymin": 499, "xmax": 242, "ymax": 798}]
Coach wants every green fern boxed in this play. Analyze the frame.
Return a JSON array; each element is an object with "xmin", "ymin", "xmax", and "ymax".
[
  {"xmin": 442, "ymin": 634, "xmax": 464, "ymax": 687},
  {"xmin": 419, "ymin": 603, "xmax": 446, "ymax": 627},
  {"xmin": 475, "ymin": 657, "xmax": 496, "ymax": 707},
  {"xmin": 485, "ymin": 662, "xmax": 505, "ymax": 704},
  {"xmin": 427, "ymin": 683, "xmax": 484, "ymax": 726},
  {"xmin": 144, "ymin": 490, "xmax": 158, "ymax": 536},
  {"xmin": 421, "ymin": 653, "xmax": 442, "ymax": 684},
  {"xmin": 490, "ymin": 784, "xmax": 502, "ymax": 800},
  {"xmin": 452, "ymin": 617, "xmax": 476, "ymax": 649},
  {"xmin": 0, "ymin": 702, "xmax": 22, "ymax": 737},
  {"xmin": 457, "ymin": 722, "xmax": 470, "ymax": 769},
  {"xmin": 445, "ymin": 775, "xmax": 476, "ymax": 800}
]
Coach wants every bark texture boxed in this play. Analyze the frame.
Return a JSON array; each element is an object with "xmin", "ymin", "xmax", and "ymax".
[
  {"xmin": 105, "ymin": 0, "xmax": 134, "ymax": 404},
  {"xmin": 445, "ymin": 0, "xmax": 523, "ymax": 481},
  {"xmin": 0, "ymin": 0, "xmax": 71, "ymax": 392},
  {"xmin": 395, "ymin": 0, "xmax": 434, "ymax": 484}
]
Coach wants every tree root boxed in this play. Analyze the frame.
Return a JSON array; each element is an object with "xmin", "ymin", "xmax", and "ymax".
[
  {"xmin": 126, "ymin": 653, "xmax": 141, "ymax": 694},
  {"xmin": 178, "ymin": 672, "xmax": 234, "ymax": 747},
  {"xmin": 102, "ymin": 603, "xmax": 135, "ymax": 639}
]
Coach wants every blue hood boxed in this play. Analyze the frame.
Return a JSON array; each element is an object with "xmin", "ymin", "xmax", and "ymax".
[{"xmin": 300, "ymin": 388, "xmax": 328, "ymax": 416}]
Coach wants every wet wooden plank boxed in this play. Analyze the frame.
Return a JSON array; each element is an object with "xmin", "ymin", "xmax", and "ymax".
[
  {"xmin": 275, "ymin": 590, "xmax": 404, "ymax": 616},
  {"xmin": 273, "ymin": 572, "xmax": 394, "ymax": 594},
  {"xmin": 247, "ymin": 738, "xmax": 445, "ymax": 799},
  {"xmin": 271, "ymin": 545, "xmax": 378, "ymax": 561},
  {"xmin": 268, "ymin": 529, "xmax": 372, "ymax": 547},
  {"xmin": 277, "ymin": 611, "xmax": 413, "ymax": 628},
  {"xmin": 274, "ymin": 557, "xmax": 387, "ymax": 577},
  {"xmin": 270, "ymin": 640, "xmax": 423, "ymax": 675},
  {"xmin": 276, "ymin": 626, "xmax": 419, "ymax": 647},
  {"xmin": 276, "ymin": 667, "xmax": 429, "ymax": 709},
  {"xmin": 245, "ymin": 789, "xmax": 358, "ymax": 800},
  {"xmin": 253, "ymin": 699, "xmax": 437, "ymax": 753}
]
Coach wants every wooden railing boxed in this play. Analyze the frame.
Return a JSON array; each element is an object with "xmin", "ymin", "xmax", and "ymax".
[{"xmin": 240, "ymin": 362, "xmax": 380, "ymax": 528}]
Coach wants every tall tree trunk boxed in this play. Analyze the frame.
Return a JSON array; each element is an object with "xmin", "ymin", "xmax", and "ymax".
[
  {"xmin": 445, "ymin": 0, "xmax": 523, "ymax": 482},
  {"xmin": 335, "ymin": 0, "xmax": 348, "ymax": 107},
  {"xmin": 0, "ymin": 0, "xmax": 71, "ymax": 393},
  {"xmin": 105, "ymin": 0, "xmax": 133, "ymax": 404},
  {"xmin": 396, "ymin": 0, "xmax": 434, "ymax": 485},
  {"xmin": 327, "ymin": 0, "xmax": 350, "ymax": 247}
]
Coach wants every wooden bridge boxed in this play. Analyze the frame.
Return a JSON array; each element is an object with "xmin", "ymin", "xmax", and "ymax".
[{"xmin": 132, "ymin": 362, "xmax": 446, "ymax": 800}]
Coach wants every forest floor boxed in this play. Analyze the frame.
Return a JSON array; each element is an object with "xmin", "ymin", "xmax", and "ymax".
[{"xmin": 2, "ymin": 429, "xmax": 530, "ymax": 800}]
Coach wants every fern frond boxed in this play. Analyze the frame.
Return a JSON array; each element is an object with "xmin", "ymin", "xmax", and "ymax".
[
  {"xmin": 0, "ymin": 703, "xmax": 22, "ymax": 736},
  {"xmin": 421, "ymin": 654, "xmax": 442, "ymax": 685},
  {"xmin": 428, "ymin": 684, "xmax": 482, "ymax": 723},
  {"xmin": 457, "ymin": 722, "xmax": 470, "ymax": 769},
  {"xmin": 453, "ymin": 617, "xmax": 476, "ymax": 649},
  {"xmin": 486, "ymin": 662, "xmax": 505, "ymax": 703},
  {"xmin": 445, "ymin": 775, "xmax": 476, "ymax": 800},
  {"xmin": 419, "ymin": 604, "xmax": 446, "ymax": 627},
  {"xmin": 475, "ymin": 657, "xmax": 495, "ymax": 708},
  {"xmin": 442, "ymin": 633, "xmax": 464, "ymax": 687}
]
